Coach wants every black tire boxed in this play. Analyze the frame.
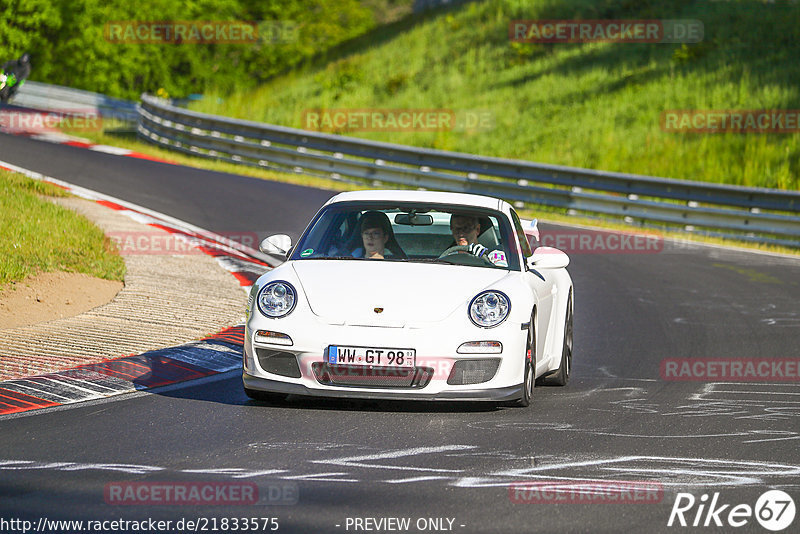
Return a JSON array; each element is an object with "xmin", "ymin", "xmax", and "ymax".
[
  {"xmin": 510, "ymin": 312, "xmax": 536, "ymax": 407},
  {"xmin": 244, "ymin": 386, "xmax": 286, "ymax": 403},
  {"xmin": 541, "ymin": 290, "xmax": 573, "ymax": 387}
]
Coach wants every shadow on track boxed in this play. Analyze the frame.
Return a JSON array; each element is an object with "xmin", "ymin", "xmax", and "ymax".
[{"xmin": 148, "ymin": 372, "xmax": 505, "ymax": 414}]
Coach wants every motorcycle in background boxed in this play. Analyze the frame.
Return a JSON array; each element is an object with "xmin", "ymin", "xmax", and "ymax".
[
  {"xmin": 1, "ymin": 53, "xmax": 31, "ymax": 103},
  {"xmin": 0, "ymin": 70, "xmax": 21, "ymax": 103}
]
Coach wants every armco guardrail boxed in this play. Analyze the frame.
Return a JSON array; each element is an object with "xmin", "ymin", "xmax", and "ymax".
[
  {"xmin": 13, "ymin": 81, "xmax": 138, "ymax": 122},
  {"xmin": 137, "ymin": 94, "xmax": 800, "ymax": 247}
]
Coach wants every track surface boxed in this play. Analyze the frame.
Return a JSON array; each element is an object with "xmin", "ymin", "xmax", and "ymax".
[{"xmin": 1, "ymin": 133, "xmax": 799, "ymax": 533}]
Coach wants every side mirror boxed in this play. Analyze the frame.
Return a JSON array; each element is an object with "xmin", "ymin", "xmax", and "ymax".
[
  {"xmin": 527, "ymin": 246, "xmax": 570, "ymax": 270},
  {"xmin": 260, "ymin": 234, "xmax": 293, "ymax": 256}
]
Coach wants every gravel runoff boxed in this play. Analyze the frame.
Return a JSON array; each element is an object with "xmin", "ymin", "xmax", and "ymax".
[{"xmin": 0, "ymin": 196, "xmax": 247, "ymax": 381}]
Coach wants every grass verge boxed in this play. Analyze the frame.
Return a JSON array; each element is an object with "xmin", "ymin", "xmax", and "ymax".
[{"xmin": 0, "ymin": 169, "xmax": 126, "ymax": 288}]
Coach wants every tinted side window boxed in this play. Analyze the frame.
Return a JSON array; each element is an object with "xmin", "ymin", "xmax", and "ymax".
[{"xmin": 510, "ymin": 209, "xmax": 533, "ymax": 257}]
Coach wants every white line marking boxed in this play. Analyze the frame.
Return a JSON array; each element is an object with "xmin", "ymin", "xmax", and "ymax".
[
  {"xmin": 34, "ymin": 376, "xmax": 112, "ymax": 397},
  {"xmin": 313, "ymin": 445, "xmax": 476, "ymax": 473},
  {"xmin": 182, "ymin": 468, "xmax": 253, "ymax": 475},
  {"xmin": 0, "ymin": 461, "xmax": 163, "ymax": 474},
  {"xmin": 89, "ymin": 145, "xmax": 133, "ymax": 155},
  {"xmin": 281, "ymin": 473, "xmax": 359, "ymax": 482},
  {"xmin": 385, "ymin": 476, "xmax": 450, "ymax": 484},
  {"xmin": 231, "ymin": 470, "xmax": 288, "ymax": 479},
  {"xmin": 743, "ymin": 435, "xmax": 800, "ymax": 443},
  {"xmin": 0, "ymin": 382, "xmax": 76, "ymax": 402}
]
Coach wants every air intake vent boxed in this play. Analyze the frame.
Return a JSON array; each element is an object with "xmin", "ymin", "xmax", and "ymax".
[
  {"xmin": 311, "ymin": 363, "xmax": 433, "ymax": 389},
  {"xmin": 447, "ymin": 359, "xmax": 501, "ymax": 385},
  {"xmin": 256, "ymin": 349, "xmax": 301, "ymax": 378}
]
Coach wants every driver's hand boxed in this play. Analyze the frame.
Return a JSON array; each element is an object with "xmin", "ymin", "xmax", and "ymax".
[{"xmin": 468, "ymin": 243, "xmax": 488, "ymax": 258}]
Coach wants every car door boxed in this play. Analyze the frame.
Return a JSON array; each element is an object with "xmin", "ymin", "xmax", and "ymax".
[{"xmin": 510, "ymin": 209, "xmax": 557, "ymax": 372}]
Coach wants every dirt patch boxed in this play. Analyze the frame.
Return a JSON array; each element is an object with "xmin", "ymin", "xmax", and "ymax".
[{"xmin": 0, "ymin": 272, "xmax": 123, "ymax": 329}]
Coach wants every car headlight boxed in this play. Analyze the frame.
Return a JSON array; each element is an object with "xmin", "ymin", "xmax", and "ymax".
[
  {"xmin": 256, "ymin": 281, "xmax": 297, "ymax": 318},
  {"xmin": 469, "ymin": 290, "xmax": 510, "ymax": 328}
]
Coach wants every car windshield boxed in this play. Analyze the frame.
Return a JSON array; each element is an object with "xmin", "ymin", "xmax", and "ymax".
[{"xmin": 290, "ymin": 202, "xmax": 520, "ymax": 270}]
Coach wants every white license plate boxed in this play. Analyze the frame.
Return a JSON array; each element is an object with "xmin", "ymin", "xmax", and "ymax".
[{"xmin": 328, "ymin": 345, "xmax": 415, "ymax": 368}]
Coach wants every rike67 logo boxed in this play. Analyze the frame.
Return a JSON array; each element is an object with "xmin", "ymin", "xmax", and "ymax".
[{"xmin": 668, "ymin": 490, "xmax": 795, "ymax": 531}]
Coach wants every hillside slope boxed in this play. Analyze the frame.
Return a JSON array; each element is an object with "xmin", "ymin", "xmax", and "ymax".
[{"xmin": 192, "ymin": 0, "xmax": 800, "ymax": 190}]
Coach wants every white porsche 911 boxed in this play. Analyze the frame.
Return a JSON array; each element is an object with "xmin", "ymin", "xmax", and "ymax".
[{"xmin": 243, "ymin": 190, "xmax": 573, "ymax": 407}]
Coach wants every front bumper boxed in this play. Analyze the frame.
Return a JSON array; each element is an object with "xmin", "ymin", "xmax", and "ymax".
[
  {"xmin": 243, "ymin": 372, "xmax": 524, "ymax": 402},
  {"xmin": 243, "ymin": 297, "xmax": 530, "ymax": 402}
]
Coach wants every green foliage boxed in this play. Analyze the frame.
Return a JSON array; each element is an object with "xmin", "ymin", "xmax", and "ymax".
[
  {"xmin": 506, "ymin": 42, "xmax": 546, "ymax": 67},
  {"xmin": 672, "ymin": 42, "xmax": 715, "ymax": 64},
  {"xmin": 383, "ymin": 71, "xmax": 409, "ymax": 95},
  {"xmin": 0, "ymin": 0, "xmax": 393, "ymax": 99},
  {"xmin": 314, "ymin": 56, "xmax": 366, "ymax": 99},
  {"xmin": 0, "ymin": 0, "xmax": 62, "ymax": 60}
]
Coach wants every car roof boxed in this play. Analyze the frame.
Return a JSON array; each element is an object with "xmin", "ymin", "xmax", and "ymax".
[{"xmin": 324, "ymin": 190, "xmax": 508, "ymax": 212}]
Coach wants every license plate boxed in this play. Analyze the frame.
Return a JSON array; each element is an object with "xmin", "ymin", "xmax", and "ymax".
[{"xmin": 328, "ymin": 346, "xmax": 415, "ymax": 368}]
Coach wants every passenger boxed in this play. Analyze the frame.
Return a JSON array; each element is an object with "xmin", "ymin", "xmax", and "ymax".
[
  {"xmin": 449, "ymin": 214, "xmax": 508, "ymax": 267},
  {"xmin": 352, "ymin": 211, "xmax": 406, "ymax": 259}
]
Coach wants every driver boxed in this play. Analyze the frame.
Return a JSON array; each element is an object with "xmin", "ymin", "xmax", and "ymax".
[{"xmin": 449, "ymin": 214, "xmax": 508, "ymax": 267}]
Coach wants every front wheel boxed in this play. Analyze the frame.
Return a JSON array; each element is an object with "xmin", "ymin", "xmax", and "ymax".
[
  {"xmin": 540, "ymin": 290, "xmax": 573, "ymax": 386},
  {"xmin": 510, "ymin": 314, "xmax": 535, "ymax": 407}
]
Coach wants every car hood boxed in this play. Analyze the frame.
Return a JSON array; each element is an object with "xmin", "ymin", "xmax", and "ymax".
[{"xmin": 291, "ymin": 260, "xmax": 511, "ymax": 326}]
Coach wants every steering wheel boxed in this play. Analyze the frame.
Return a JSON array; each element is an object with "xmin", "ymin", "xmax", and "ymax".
[{"xmin": 437, "ymin": 245, "xmax": 495, "ymax": 266}]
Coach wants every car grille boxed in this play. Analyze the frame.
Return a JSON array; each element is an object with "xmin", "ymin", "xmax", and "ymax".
[
  {"xmin": 447, "ymin": 358, "xmax": 501, "ymax": 385},
  {"xmin": 311, "ymin": 363, "xmax": 434, "ymax": 388},
  {"xmin": 256, "ymin": 349, "xmax": 302, "ymax": 378}
]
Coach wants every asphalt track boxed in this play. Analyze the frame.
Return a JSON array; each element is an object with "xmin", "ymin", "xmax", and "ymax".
[{"xmin": 1, "ymin": 132, "xmax": 799, "ymax": 533}]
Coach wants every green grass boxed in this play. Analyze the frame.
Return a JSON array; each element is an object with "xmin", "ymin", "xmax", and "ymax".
[
  {"xmin": 0, "ymin": 170, "xmax": 126, "ymax": 288},
  {"xmin": 188, "ymin": 0, "xmax": 799, "ymax": 191}
]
